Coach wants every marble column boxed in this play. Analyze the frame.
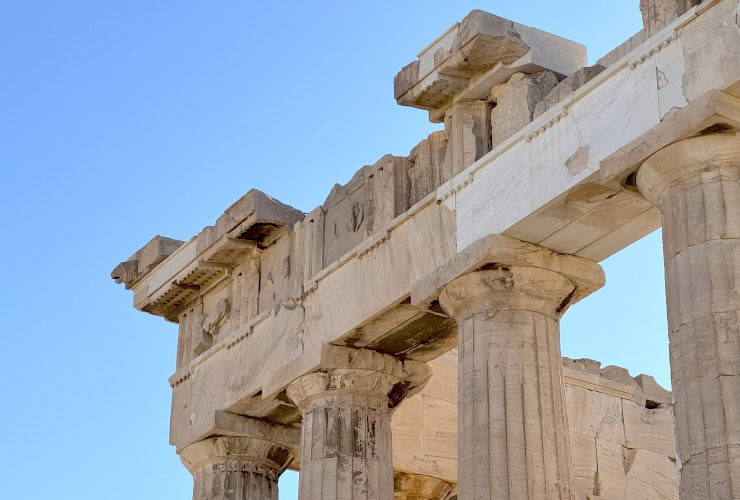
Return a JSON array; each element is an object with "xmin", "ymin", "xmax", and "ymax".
[
  {"xmin": 287, "ymin": 347, "xmax": 431, "ymax": 500},
  {"xmin": 637, "ymin": 131, "xmax": 740, "ymax": 499},
  {"xmin": 439, "ymin": 253, "xmax": 603, "ymax": 500},
  {"xmin": 180, "ymin": 434, "xmax": 294, "ymax": 500},
  {"xmin": 393, "ymin": 472, "xmax": 455, "ymax": 500}
]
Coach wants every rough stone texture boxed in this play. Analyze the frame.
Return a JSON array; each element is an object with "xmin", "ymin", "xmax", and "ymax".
[
  {"xmin": 286, "ymin": 348, "xmax": 432, "ymax": 500},
  {"xmin": 407, "ymin": 130, "xmax": 449, "ymax": 207},
  {"xmin": 111, "ymin": 235, "xmax": 184, "ymax": 289},
  {"xmin": 533, "ymin": 65, "xmax": 605, "ymax": 119},
  {"xmin": 395, "ymin": 352, "xmax": 680, "ymax": 499},
  {"xmin": 638, "ymin": 132, "xmax": 740, "ymax": 499},
  {"xmin": 112, "ymin": 4, "xmax": 740, "ymax": 499},
  {"xmin": 640, "ymin": 0, "xmax": 702, "ymax": 36},
  {"xmin": 443, "ymin": 101, "xmax": 492, "ymax": 176},
  {"xmin": 394, "ymin": 10, "xmax": 585, "ymax": 122},
  {"xmin": 180, "ymin": 435, "xmax": 295, "ymax": 500},
  {"xmin": 490, "ymin": 71, "xmax": 558, "ymax": 147},
  {"xmin": 564, "ymin": 361, "xmax": 679, "ymax": 500},
  {"xmin": 393, "ymin": 472, "xmax": 454, "ymax": 500},
  {"xmin": 596, "ymin": 30, "xmax": 648, "ymax": 68},
  {"xmin": 438, "ymin": 245, "xmax": 604, "ymax": 500}
]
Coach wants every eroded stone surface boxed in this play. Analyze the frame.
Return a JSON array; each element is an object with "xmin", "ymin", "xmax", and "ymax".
[
  {"xmin": 638, "ymin": 132, "xmax": 740, "ymax": 498},
  {"xmin": 490, "ymin": 71, "xmax": 558, "ymax": 147},
  {"xmin": 111, "ymin": 4, "xmax": 740, "ymax": 499},
  {"xmin": 286, "ymin": 347, "xmax": 431, "ymax": 500},
  {"xmin": 436, "ymin": 242, "xmax": 604, "ymax": 500},
  {"xmin": 640, "ymin": 0, "xmax": 702, "ymax": 36}
]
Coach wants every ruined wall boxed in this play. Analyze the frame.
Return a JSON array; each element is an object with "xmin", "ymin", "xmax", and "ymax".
[{"xmin": 392, "ymin": 353, "xmax": 679, "ymax": 499}]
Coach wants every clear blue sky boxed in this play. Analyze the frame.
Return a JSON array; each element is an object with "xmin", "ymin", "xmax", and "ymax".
[{"xmin": 1, "ymin": 2, "xmax": 665, "ymax": 498}]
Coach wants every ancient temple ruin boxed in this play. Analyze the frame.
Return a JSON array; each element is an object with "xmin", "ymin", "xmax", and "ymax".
[{"xmin": 113, "ymin": 1, "xmax": 740, "ymax": 498}]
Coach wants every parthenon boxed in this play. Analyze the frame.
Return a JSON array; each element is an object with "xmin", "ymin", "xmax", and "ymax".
[{"xmin": 113, "ymin": 0, "xmax": 740, "ymax": 498}]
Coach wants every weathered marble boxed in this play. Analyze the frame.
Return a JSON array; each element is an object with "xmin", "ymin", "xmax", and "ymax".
[
  {"xmin": 112, "ymin": 3, "xmax": 740, "ymax": 499},
  {"xmin": 393, "ymin": 473, "xmax": 454, "ymax": 500},
  {"xmin": 438, "ymin": 239, "xmax": 604, "ymax": 500},
  {"xmin": 286, "ymin": 347, "xmax": 431, "ymax": 500},
  {"xmin": 638, "ymin": 132, "xmax": 740, "ymax": 499},
  {"xmin": 180, "ymin": 433, "xmax": 296, "ymax": 500}
]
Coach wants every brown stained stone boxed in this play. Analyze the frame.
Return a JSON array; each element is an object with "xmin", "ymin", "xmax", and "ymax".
[
  {"xmin": 286, "ymin": 348, "xmax": 431, "ymax": 500},
  {"xmin": 180, "ymin": 433, "xmax": 295, "ymax": 500}
]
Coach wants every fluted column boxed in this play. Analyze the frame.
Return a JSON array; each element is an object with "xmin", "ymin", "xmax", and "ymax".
[
  {"xmin": 179, "ymin": 425, "xmax": 297, "ymax": 500},
  {"xmin": 393, "ymin": 472, "xmax": 455, "ymax": 500},
  {"xmin": 637, "ymin": 131, "xmax": 740, "ymax": 499},
  {"xmin": 287, "ymin": 347, "xmax": 431, "ymax": 500},
  {"xmin": 439, "ymin": 251, "xmax": 604, "ymax": 500}
]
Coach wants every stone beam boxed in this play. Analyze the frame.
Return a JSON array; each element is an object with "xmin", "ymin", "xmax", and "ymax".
[
  {"xmin": 448, "ymin": 0, "xmax": 740, "ymax": 259},
  {"xmin": 394, "ymin": 10, "xmax": 586, "ymax": 122},
  {"xmin": 113, "ymin": 0, "xmax": 740, "ymax": 459}
]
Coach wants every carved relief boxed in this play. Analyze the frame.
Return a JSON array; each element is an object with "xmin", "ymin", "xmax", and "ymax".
[
  {"xmin": 192, "ymin": 297, "xmax": 231, "ymax": 356},
  {"xmin": 110, "ymin": 260, "xmax": 138, "ymax": 289}
]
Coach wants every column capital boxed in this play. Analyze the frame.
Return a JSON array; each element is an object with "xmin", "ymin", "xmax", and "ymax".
[
  {"xmin": 286, "ymin": 346, "xmax": 432, "ymax": 413},
  {"xmin": 413, "ymin": 234, "xmax": 604, "ymax": 320},
  {"xmin": 637, "ymin": 131, "xmax": 740, "ymax": 209},
  {"xmin": 411, "ymin": 234, "xmax": 605, "ymax": 317},
  {"xmin": 180, "ymin": 434, "xmax": 294, "ymax": 482},
  {"xmin": 440, "ymin": 265, "xmax": 577, "ymax": 320},
  {"xmin": 393, "ymin": 472, "xmax": 455, "ymax": 500}
]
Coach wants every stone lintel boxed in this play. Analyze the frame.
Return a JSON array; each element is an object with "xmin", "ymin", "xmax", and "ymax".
[
  {"xmin": 115, "ymin": 189, "xmax": 303, "ymax": 321},
  {"xmin": 111, "ymin": 235, "xmax": 184, "ymax": 289},
  {"xmin": 265, "ymin": 344, "xmax": 431, "ymax": 405},
  {"xmin": 394, "ymin": 9, "xmax": 586, "ymax": 122},
  {"xmin": 173, "ymin": 411, "xmax": 300, "ymax": 460},
  {"xmin": 600, "ymin": 89, "xmax": 740, "ymax": 190},
  {"xmin": 411, "ymin": 234, "xmax": 604, "ymax": 310}
]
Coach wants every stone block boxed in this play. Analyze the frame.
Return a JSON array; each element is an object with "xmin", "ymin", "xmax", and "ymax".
[
  {"xmin": 570, "ymin": 432, "xmax": 598, "ymax": 494},
  {"xmin": 533, "ymin": 65, "xmax": 605, "ymax": 119},
  {"xmin": 394, "ymin": 9, "xmax": 585, "ymax": 121},
  {"xmin": 595, "ymin": 438, "xmax": 628, "ymax": 498},
  {"xmin": 490, "ymin": 71, "xmax": 558, "ymax": 147},
  {"xmin": 635, "ymin": 373, "xmax": 673, "ymax": 406},
  {"xmin": 565, "ymin": 385, "xmax": 625, "ymax": 444},
  {"xmin": 408, "ymin": 130, "xmax": 449, "ymax": 207},
  {"xmin": 623, "ymin": 399, "xmax": 677, "ymax": 459},
  {"xmin": 640, "ymin": 0, "xmax": 701, "ymax": 36},
  {"xmin": 626, "ymin": 449, "xmax": 680, "ymax": 499}
]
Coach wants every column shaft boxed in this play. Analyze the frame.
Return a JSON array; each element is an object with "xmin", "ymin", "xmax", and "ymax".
[
  {"xmin": 440, "ymin": 262, "xmax": 601, "ymax": 500},
  {"xmin": 638, "ymin": 132, "xmax": 740, "ymax": 499},
  {"xmin": 287, "ymin": 348, "xmax": 431, "ymax": 500},
  {"xmin": 299, "ymin": 383, "xmax": 393, "ymax": 499},
  {"xmin": 191, "ymin": 461, "xmax": 278, "ymax": 500}
]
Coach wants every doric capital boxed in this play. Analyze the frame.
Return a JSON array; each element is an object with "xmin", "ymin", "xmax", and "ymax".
[
  {"xmin": 439, "ymin": 265, "xmax": 576, "ymax": 321},
  {"xmin": 415, "ymin": 235, "xmax": 604, "ymax": 321},
  {"xmin": 393, "ymin": 472, "xmax": 455, "ymax": 500},
  {"xmin": 180, "ymin": 435, "xmax": 293, "ymax": 482},
  {"xmin": 286, "ymin": 347, "xmax": 432, "ymax": 413},
  {"xmin": 637, "ymin": 131, "xmax": 740, "ymax": 209},
  {"xmin": 412, "ymin": 235, "xmax": 604, "ymax": 313}
]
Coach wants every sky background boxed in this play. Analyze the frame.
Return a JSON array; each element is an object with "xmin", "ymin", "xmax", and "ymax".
[{"xmin": 1, "ymin": 2, "xmax": 665, "ymax": 498}]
